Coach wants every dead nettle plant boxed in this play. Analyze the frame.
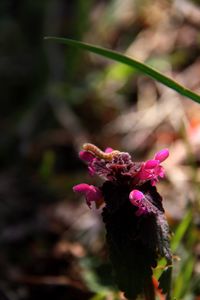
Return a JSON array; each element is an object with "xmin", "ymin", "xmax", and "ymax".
[
  {"xmin": 44, "ymin": 37, "xmax": 200, "ymax": 299},
  {"xmin": 73, "ymin": 143, "xmax": 171, "ymax": 300}
]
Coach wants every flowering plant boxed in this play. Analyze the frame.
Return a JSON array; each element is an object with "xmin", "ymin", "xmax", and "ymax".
[{"xmin": 73, "ymin": 143, "xmax": 172, "ymax": 299}]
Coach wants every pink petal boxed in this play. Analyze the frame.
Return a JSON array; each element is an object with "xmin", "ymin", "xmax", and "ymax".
[
  {"xmin": 129, "ymin": 190, "xmax": 144, "ymax": 203},
  {"xmin": 73, "ymin": 183, "xmax": 102, "ymax": 208},
  {"xmin": 79, "ymin": 151, "xmax": 94, "ymax": 163},
  {"xmin": 154, "ymin": 148, "xmax": 169, "ymax": 163},
  {"xmin": 138, "ymin": 169, "xmax": 152, "ymax": 180},
  {"xmin": 158, "ymin": 166, "xmax": 165, "ymax": 178},
  {"xmin": 129, "ymin": 190, "xmax": 149, "ymax": 216},
  {"xmin": 73, "ymin": 183, "xmax": 91, "ymax": 193},
  {"xmin": 144, "ymin": 159, "xmax": 159, "ymax": 169},
  {"xmin": 151, "ymin": 180, "xmax": 157, "ymax": 186}
]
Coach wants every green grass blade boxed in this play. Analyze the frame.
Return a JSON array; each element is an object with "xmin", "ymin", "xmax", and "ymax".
[
  {"xmin": 44, "ymin": 37, "xmax": 200, "ymax": 104},
  {"xmin": 172, "ymin": 255, "xmax": 195, "ymax": 299},
  {"xmin": 171, "ymin": 210, "xmax": 193, "ymax": 253}
]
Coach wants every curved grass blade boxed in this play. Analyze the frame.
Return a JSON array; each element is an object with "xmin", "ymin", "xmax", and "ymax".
[
  {"xmin": 44, "ymin": 37, "xmax": 200, "ymax": 104},
  {"xmin": 171, "ymin": 209, "xmax": 192, "ymax": 253}
]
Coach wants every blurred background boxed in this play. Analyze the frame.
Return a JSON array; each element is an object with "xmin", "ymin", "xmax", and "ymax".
[{"xmin": 1, "ymin": 0, "xmax": 200, "ymax": 299}]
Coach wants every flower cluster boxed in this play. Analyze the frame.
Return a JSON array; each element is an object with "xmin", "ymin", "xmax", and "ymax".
[{"xmin": 73, "ymin": 143, "xmax": 169, "ymax": 215}]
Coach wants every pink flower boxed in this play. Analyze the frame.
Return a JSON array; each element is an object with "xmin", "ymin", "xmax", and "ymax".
[
  {"xmin": 129, "ymin": 189, "xmax": 158, "ymax": 216},
  {"xmin": 137, "ymin": 149, "xmax": 169, "ymax": 186},
  {"xmin": 129, "ymin": 190, "xmax": 144, "ymax": 203},
  {"xmin": 129, "ymin": 190, "xmax": 148, "ymax": 216},
  {"xmin": 74, "ymin": 144, "xmax": 169, "ymax": 212},
  {"xmin": 144, "ymin": 159, "xmax": 159, "ymax": 169},
  {"xmin": 154, "ymin": 148, "xmax": 169, "ymax": 162},
  {"xmin": 73, "ymin": 183, "xmax": 102, "ymax": 208}
]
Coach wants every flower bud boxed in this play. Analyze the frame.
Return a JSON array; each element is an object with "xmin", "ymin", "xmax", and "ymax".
[{"xmin": 154, "ymin": 149, "xmax": 169, "ymax": 162}]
